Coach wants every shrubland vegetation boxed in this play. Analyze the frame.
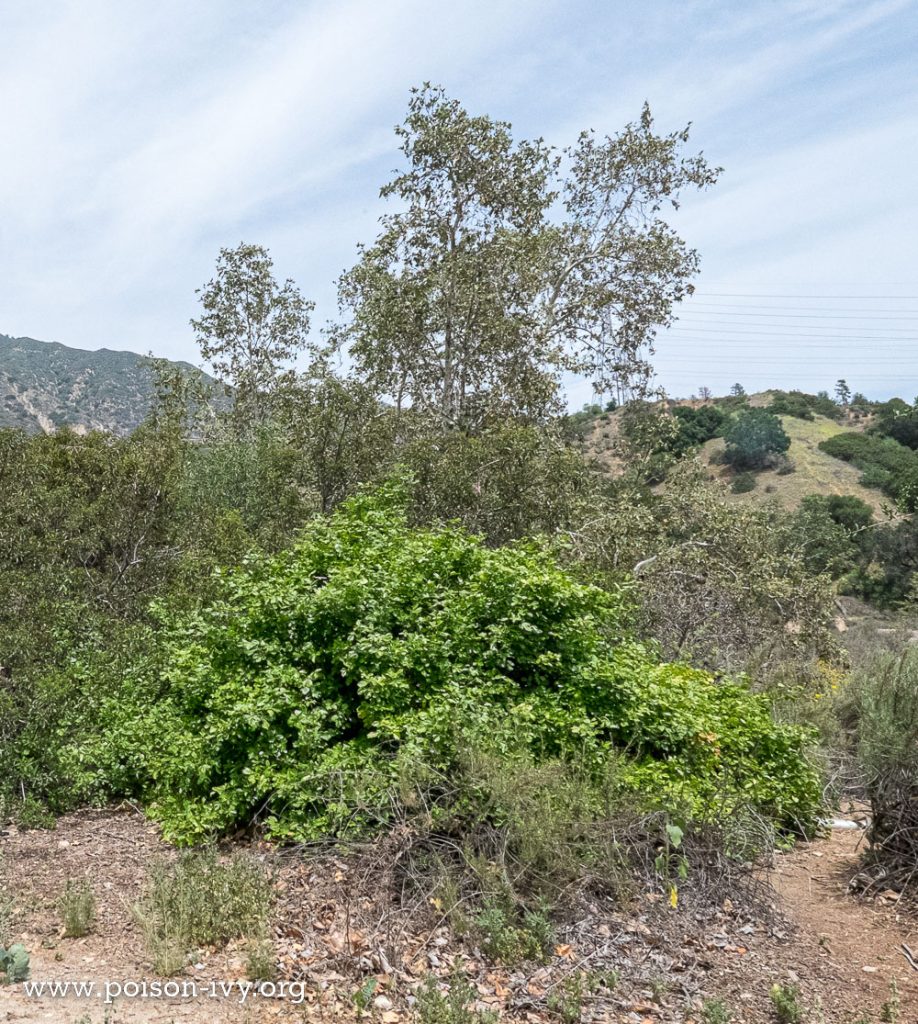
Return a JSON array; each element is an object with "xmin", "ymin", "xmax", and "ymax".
[{"xmin": 2, "ymin": 86, "xmax": 918, "ymax": 1005}]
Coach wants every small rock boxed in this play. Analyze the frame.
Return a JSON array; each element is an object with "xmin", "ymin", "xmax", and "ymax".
[
  {"xmin": 373, "ymin": 995, "xmax": 393, "ymax": 1011},
  {"xmin": 863, "ymin": 966, "xmax": 878, "ymax": 973}
]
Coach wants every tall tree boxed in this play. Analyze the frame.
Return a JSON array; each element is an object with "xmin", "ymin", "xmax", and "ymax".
[
  {"xmin": 192, "ymin": 243, "xmax": 314, "ymax": 433},
  {"xmin": 835, "ymin": 379, "xmax": 852, "ymax": 407},
  {"xmin": 335, "ymin": 86, "xmax": 558, "ymax": 430},
  {"xmin": 335, "ymin": 85, "xmax": 719, "ymax": 432}
]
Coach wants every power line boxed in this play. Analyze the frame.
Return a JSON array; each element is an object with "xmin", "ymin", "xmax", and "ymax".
[
  {"xmin": 668, "ymin": 326, "xmax": 918, "ymax": 340},
  {"xmin": 687, "ymin": 302, "xmax": 918, "ymax": 314},
  {"xmin": 679, "ymin": 310, "xmax": 918, "ymax": 321},
  {"xmin": 674, "ymin": 320, "xmax": 918, "ymax": 333},
  {"xmin": 694, "ymin": 292, "xmax": 918, "ymax": 300}
]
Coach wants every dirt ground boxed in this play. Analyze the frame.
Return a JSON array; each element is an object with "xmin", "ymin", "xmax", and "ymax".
[{"xmin": 1, "ymin": 808, "xmax": 916, "ymax": 1023}]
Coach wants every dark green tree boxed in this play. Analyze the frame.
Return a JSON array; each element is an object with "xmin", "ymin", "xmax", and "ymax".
[{"xmin": 723, "ymin": 408, "xmax": 790, "ymax": 470}]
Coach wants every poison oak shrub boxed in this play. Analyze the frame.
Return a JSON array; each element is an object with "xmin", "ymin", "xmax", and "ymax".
[{"xmin": 87, "ymin": 481, "xmax": 821, "ymax": 843}]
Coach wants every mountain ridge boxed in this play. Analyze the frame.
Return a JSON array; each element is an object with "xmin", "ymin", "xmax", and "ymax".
[{"xmin": 0, "ymin": 333, "xmax": 213, "ymax": 435}]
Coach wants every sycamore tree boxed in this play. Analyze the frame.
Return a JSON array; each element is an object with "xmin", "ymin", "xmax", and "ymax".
[
  {"xmin": 192, "ymin": 243, "xmax": 314, "ymax": 433},
  {"xmin": 334, "ymin": 85, "xmax": 719, "ymax": 432}
]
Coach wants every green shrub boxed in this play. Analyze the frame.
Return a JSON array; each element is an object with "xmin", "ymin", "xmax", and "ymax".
[
  {"xmin": 820, "ymin": 433, "xmax": 918, "ymax": 509},
  {"xmin": 847, "ymin": 650, "xmax": 918, "ymax": 884},
  {"xmin": 0, "ymin": 944, "xmax": 29, "ymax": 983},
  {"xmin": 672, "ymin": 405, "xmax": 728, "ymax": 450},
  {"xmin": 881, "ymin": 979, "xmax": 901, "ymax": 1023},
  {"xmin": 731, "ymin": 472, "xmax": 756, "ymax": 494},
  {"xmin": 701, "ymin": 997, "xmax": 733, "ymax": 1024},
  {"xmin": 724, "ymin": 410, "xmax": 790, "ymax": 470},
  {"xmin": 473, "ymin": 900, "xmax": 553, "ymax": 963},
  {"xmin": 90, "ymin": 483, "xmax": 821, "ymax": 843},
  {"xmin": 767, "ymin": 392, "xmax": 814, "ymax": 421}
]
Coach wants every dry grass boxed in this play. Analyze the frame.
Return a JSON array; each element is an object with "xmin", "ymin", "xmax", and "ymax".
[{"xmin": 703, "ymin": 413, "xmax": 886, "ymax": 513}]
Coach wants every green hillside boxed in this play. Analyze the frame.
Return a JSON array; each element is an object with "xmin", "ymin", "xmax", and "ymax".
[{"xmin": 0, "ymin": 333, "xmax": 214, "ymax": 435}]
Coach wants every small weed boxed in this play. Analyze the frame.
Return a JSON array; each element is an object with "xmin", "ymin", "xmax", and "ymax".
[
  {"xmin": 0, "ymin": 871, "xmax": 12, "ymax": 946},
  {"xmin": 353, "ymin": 976, "xmax": 378, "ymax": 1011},
  {"xmin": 473, "ymin": 901, "xmax": 553, "ymax": 964},
  {"xmin": 545, "ymin": 967, "xmax": 619, "ymax": 1021},
  {"xmin": 245, "ymin": 929, "xmax": 276, "ymax": 982},
  {"xmin": 592, "ymin": 969, "xmax": 619, "ymax": 991},
  {"xmin": 59, "ymin": 879, "xmax": 95, "ymax": 938},
  {"xmin": 702, "ymin": 997, "xmax": 733, "ymax": 1024},
  {"xmin": 769, "ymin": 983, "xmax": 803, "ymax": 1024},
  {"xmin": 134, "ymin": 848, "xmax": 271, "ymax": 976},
  {"xmin": 881, "ymin": 978, "xmax": 900, "ymax": 1023},
  {"xmin": 547, "ymin": 973, "xmax": 588, "ymax": 1023},
  {"xmin": 14, "ymin": 796, "xmax": 55, "ymax": 830},
  {"xmin": 731, "ymin": 471, "xmax": 757, "ymax": 494},
  {"xmin": 649, "ymin": 975, "xmax": 669, "ymax": 1002},
  {"xmin": 415, "ymin": 972, "xmax": 497, "ymax": 1024}
]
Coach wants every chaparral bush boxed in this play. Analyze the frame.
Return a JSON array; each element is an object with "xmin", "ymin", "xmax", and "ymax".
[{"xmin": 80, "ymin": 481, "xmax": 821, "ymax": 843}]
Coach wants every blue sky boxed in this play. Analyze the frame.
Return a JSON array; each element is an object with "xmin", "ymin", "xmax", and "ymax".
[{"xmin": 1, "ymin": 0, "xmax": 917, "ymax": 402}]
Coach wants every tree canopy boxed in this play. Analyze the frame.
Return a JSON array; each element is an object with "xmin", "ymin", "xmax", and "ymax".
[{"xmin": 335, "ymin": 85, "xmax": 719, "ymax": 430}]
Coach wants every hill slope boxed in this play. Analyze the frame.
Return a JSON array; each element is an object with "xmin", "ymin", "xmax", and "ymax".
[
  {"xmin": 703, "ymin": 413, "xmax": 886, "ymax": 513},
  {"xmin": 578, "ymin": 397, "xmax": 886, "ymax": 512},
  {"xmin": 0, "ymin": 334, "xmax": 213, "ymax": 435}
]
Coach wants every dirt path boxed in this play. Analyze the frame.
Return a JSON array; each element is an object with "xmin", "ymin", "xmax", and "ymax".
[{"xmin": 768, "ymin": 825, "xmax": 918, "ymax": 1020}]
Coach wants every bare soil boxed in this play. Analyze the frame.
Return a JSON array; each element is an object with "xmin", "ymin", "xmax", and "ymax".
[{"xmin": 1, "ymin": 809, "xmax": 915, "ymax": 1023}]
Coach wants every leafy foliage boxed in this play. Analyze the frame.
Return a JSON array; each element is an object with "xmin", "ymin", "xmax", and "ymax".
[
  {"xmin": 819, "ymin": 432, "xmax": 918, "ymax": 510},
  {"xmin": 767, "ymin": 390, "xmax": 841, "ymax": 422},
  {"xmin": 565, "ymin": 462, "xmax": 836, "ymax": 671},
  {"xmin": 192, "ymin": 243, "xmax": 314, "ymax": 433},
  {"xmin": 769, "ymin": 983, "xmax": 803, "ymax": 1024},
  {"xmin": 723, "ymin": 409, "xmax": 790, "ymax": 470},
  {"xmin": 871, "ymin": 398, "xmax": 918, "ymax": 449},
  {"xmin": 0, "ymin": 944, "xmax": 29, "ymax": 983},
  {"xmin": 671, "ymin": 404, "xmax": 727, "ymax": 449},
  {"xmin": 335, "ymin": 86, "xmax": 718, "ymax": 429},
  {"xmin": 84, "ymin": 484, "xmax": 821, "ymax": 843}
]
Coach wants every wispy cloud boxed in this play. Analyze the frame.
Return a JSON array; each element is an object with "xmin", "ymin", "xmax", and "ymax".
[{"xmin": 1, "ymin": 0, "xmax": 916, "ymax": 398}]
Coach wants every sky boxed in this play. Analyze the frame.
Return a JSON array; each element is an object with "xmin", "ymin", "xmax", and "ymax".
[{"xmin": 1, "ymin": 0, "xmax": 917, "ymax": 403}]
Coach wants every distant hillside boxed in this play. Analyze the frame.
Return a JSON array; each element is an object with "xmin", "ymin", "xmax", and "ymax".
[
  {"xmin": 702, "ymin": 413, "xmax": 886, "ymax": 513},
  {"xmin": 0, "ymin": 334, "xmax": 214, "ymax": 435},
  {"xmin": 578, "ymin": 392, "xmax": 886, "ymax": 513}
]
